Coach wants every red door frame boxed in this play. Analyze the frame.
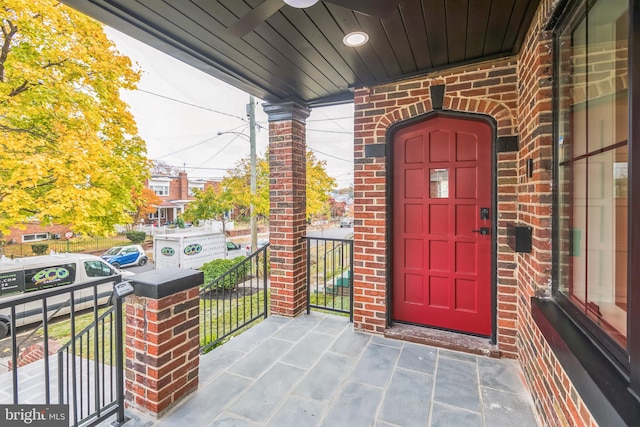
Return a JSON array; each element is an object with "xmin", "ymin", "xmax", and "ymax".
[{"xmin": 386, "ymin": 111, "xmax": 497, "ymax": 342}]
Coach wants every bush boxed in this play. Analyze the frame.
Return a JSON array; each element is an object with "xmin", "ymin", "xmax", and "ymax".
[
  {"xmin": 199, "ymin": 257, "xmax": 247, "ymax": 290},
  {"xmin": 125, "ymin": 231, "xmax": 146, "ymax": 244},
  {"xmin": 31, "ymin": 243, "xmax": 49, "ymax": 255}
]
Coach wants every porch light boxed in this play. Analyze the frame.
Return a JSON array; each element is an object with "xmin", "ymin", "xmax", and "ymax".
[
  {"xmin": 343, "ymin": 31, "xmax": 369, "ymax": 47},
  {"xmin": 283, "ymin": 0, "xmax": 319, "ymax": 8}
]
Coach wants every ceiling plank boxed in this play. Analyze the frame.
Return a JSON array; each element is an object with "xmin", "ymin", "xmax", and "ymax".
[
  {"xmin": 484, "ymin": 0, "xmax": 515, "ymax": 55},
  {"xmin": 382, "ymin": 7, "xmax": 419, "ymax": 75},
  {"xmin": 398, "ymin": 0, "xmax": 433, "ymax": 71},
  {"xmin": 445, "ymin": 0, "xmax": 469, "ymax": 63},
  {"xmin": 423, "ymin": 0, "xmax": 449, "ymax": 67},
  {"xmin": 466, "ymin": 0, "xmax": 492, "ymax": 59}
]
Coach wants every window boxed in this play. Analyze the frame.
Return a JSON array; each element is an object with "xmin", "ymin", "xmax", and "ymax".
[
  {"xmin": 555, "ymin": 0, "xmax": 629, "ymax": 347},
  {"xmin": 188, "ymin": 183, "xmax": 204, "ymax": 196},
  {"xmin": 150, "ymin": 185, "xmax": 169, "ymax": 196},
  {"xmin": 84, "ymin": 260, "xmax": 114, "ymax": 278},
  {"xmin": 22, "ymin": 233, "xmax": 50, "ymax": 243}
]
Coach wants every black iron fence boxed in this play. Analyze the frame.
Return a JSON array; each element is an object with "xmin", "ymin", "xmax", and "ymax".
[
  {"xmin": 0, "ymin": 276, "xmax": 126, "ymax": 427},
  {"xmin": 2, "ymin": 236, "xmax": 131, "ymax": 258},
  {"xmin": 200, "ymin": 244, "xmax": 270, "ymax": 354},
  {"xmin": 304, "ymin": 237, "xmax": 353, "ymax": 320}
]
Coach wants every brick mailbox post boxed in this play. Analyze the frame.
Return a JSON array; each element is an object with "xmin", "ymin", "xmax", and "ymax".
[{"xmin": 125, "ymin": 268, "xmax": 203, "ymax": 417}]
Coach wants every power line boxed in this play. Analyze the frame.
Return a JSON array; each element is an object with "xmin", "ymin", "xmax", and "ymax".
[
  {"xmin": 157, "ymin": 125, "xmax": 248, "ymax": 158},
  {"xmin": 307, "ymin": 147, "xmax": 352, "ymax": 162},
  {"xmin": 136, "ymin": 89, "xmax": 248, "ymax": 121},
  {"xmin": 306, "ymin": 128, "xmax": 353, "ymax": 135},
  {"xmin": 307, "ymin": 116, "xmax": 352, "ymax": 122}
]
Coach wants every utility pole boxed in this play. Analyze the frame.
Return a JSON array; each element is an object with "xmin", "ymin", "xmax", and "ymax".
[{"xmin": 248, "ymin": 95, "xmax": 258, "ymax": 252}]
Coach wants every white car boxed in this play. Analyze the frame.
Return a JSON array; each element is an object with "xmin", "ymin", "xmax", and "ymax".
[
  {"xmin": 245, "ymin": 238, "xmax": 269, "ymax": 253},
  {"xmin": 340, "ymin": 218, "xmax": 353, "ymax": 228}
]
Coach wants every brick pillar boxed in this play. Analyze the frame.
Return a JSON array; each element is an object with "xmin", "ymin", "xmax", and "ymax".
[
  {"xmin": 263, "ymin": 100, "xmax": 310, "ymax": 317},
  {"xmin": 125, "ymin": 268, "xmax": 203, "ymax": 417}
]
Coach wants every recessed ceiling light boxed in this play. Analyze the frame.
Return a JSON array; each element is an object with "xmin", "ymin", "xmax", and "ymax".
[
  {"xmin": 283, "ymin": 0, "xmax": 320, "ymax": 8},
  {"xmin": 343, "ymin": 31, "xmax": 369, "ymax": 47}
]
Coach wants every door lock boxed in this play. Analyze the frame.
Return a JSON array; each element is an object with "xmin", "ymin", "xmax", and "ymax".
[
  {"xmin": 472, "ymin": 227, "xmax": 490, "ymax": 235},
  {"xmin": 480, "ymin": 207, "xmax": 490, "ymax": 220}
]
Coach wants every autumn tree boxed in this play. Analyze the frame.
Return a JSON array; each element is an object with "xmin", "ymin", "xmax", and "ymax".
[
  {"xmin": 128, "ymin": 187, "xmax": 162, "ymax": 229},
  {"xmin": 183, "ymin": 185, "xmax": 234, "ymax": 235},
  {"xmin": 0, "ymin": 0, "xmax": 149, "ymax": 237},
  {"xmin": 222, "ymin": 150, "xmax": 336, "ymax": 222},
  {"xmin": 223, "ymin": 155, "xmax": 270, "ymax": 221},
  {"xmin": 306, "ymin": 151, "xmax": 337, "ymax": 221}
]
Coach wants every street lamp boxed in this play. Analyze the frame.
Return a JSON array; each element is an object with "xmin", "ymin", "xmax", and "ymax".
[{"xmin": 217, "ymin": 127, "xmax": 257, "ymax": 253}]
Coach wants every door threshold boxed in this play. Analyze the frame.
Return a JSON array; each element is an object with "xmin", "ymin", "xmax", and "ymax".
[{"xmin": 385, "ymin": 322, "xmax": 501, "ymax": 358}]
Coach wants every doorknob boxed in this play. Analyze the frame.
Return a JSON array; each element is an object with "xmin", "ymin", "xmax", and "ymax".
[{"xmin": 472, "ymin": 227, "xmax": 489, "ymax": 235}]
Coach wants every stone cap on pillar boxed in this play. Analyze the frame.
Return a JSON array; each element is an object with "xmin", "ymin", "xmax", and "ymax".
[
  {"xmin": 263, "ymin": 99, "xmax": 311, "ymax": 123},
  {"xmin": 130, "ymin": 267, "xmax": 203, "ymax": 299}
]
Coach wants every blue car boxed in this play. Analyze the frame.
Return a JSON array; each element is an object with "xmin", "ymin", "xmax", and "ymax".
[{"xmin": 101, "ymin": 245, "xmax": 148, "ymax": 269}]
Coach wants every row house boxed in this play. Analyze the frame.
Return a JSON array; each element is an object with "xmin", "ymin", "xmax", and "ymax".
[{"xmin": 144, "ymin": 172, "xmax": 219, "ymax": 225}]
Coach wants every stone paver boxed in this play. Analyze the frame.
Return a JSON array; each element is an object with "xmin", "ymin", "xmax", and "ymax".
[{"xmin": 1, "ymin": 312, "xmax": 541, "ymax": 427}]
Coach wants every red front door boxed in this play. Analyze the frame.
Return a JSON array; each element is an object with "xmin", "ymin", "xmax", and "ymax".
[{"xmin": 392, "ymin": 115, "xmax": 492, "ymax": 336}]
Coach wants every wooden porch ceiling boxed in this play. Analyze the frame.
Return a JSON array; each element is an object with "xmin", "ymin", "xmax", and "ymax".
[{"xmin": 63, "ymin": 0, "xmax": 540, "ymax": 107}]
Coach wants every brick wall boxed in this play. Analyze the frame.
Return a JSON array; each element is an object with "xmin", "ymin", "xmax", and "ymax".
[
  {"xmin": 5, "ymin": 223, "xmax": 72, "ymax": 243},
  {"xmin": 514, "ymin": 0, "xmax": 596, "ymax": 426},
  {"xmin": 268, "ymin": 118, "xmax": 308, "ymax": 317},
  {"xmin": 125, "ymin": 288, "xmax": 200, "ymax": 416},
  {"xmin": 353, "ymin": 58, "xmax": 520, "ymax": 355}
]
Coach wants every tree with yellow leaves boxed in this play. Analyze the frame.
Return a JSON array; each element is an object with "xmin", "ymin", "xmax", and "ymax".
[
  {"xmin": 0, "ymin": 0, "xmax": 149, "ymax": 237},
  {"xmin": 223, "ymin": 150, "xmax": 336, "ymax": 222}
]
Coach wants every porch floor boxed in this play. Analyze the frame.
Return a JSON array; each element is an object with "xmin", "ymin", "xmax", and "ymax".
[{"xmin": 114, "ymin": 312, "xmax": 541, "ymax": 427}]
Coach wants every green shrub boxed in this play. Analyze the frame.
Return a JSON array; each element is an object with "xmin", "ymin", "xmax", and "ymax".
[
  {"xmin": 31, "ymin": 243, "xmax": 49, "ymax": 255},
  {"xmin": 200, "ymin": 256, "xmax": 247, "ymax": 290},
  {"xmin": 125, "ymin": 231, "xmax": 146, "ymax": 244}
]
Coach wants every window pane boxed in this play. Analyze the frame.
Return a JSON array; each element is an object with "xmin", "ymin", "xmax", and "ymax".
[
  {"xmin": 555, "ymin": 0, "xmax": 628, "ymax": 347},
  {"xmin": 429, "ymin": 169, "xmax": 448, "ymax": 198}
]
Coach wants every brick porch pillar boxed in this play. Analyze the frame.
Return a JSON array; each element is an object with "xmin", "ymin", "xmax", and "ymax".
[
  {"xmin": 125, "ymin": 268, "xmax": 203, "ymax": 417},
  {"xmin": 263, "ymin": 100, "xmax": 310, "ymax": 317}
]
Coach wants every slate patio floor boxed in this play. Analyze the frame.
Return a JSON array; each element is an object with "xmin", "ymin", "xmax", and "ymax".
[{"xmin": 110, "ymin": 312, "xmax": 541, "ymax": 427}]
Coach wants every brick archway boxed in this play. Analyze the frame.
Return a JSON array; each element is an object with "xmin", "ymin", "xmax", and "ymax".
[{"xmin": 374, "ymin": 93, "xmax": 516, "ymax": 138}]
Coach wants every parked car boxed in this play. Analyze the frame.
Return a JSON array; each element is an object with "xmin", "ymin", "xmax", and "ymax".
[
  {"xmin": 226, "ymin": 241, "xmax": 241, "ymax": 251},
  {"xmin": 226, "ymin": 241, "xmax": 246, "ymax": 257},
  {"xmin": 101, "ymin": 244, "xmax": 148, "ymax": 269},
  {"xmin": 245, "ymin": 238, "xmax": 269, "ymax": 253},
  {"xmin": 340, "ymin": 218, "xmax": 353, "ymax": 228}
]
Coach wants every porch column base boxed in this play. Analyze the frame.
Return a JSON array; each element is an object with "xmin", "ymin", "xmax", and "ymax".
[{"xmin": 125, "ymin": 268, "xmax": 203, "ymax": 417}]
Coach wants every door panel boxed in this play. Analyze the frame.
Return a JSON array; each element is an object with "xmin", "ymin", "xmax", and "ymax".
[{"xmin": 393, "ymin": 115, "xmax": 492, "ymax": 336}]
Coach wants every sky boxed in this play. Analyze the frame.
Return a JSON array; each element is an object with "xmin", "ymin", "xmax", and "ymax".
[{"xmin": 104, "ymin": 28, "xmax": 355, "ymax": 188}]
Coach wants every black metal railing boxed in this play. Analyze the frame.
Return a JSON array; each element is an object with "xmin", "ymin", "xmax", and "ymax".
[
  {"xmin": 305, "ymin": 237, "xmax": 353, "ymax": 320},
  {"xmin": 200, "ymin": 244, "xmax": 269, "ymax": 354},
  {"xmin": 0, "ymin": 276, "xmax": 126, "ymax": 427}
]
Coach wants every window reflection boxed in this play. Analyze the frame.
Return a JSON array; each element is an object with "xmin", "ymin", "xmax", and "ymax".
[
  {"xmin": 556, "ymin": 0, "xmax": 628, "ymax": 346},
  {"xmin": 430, "ymin": 169, "xmax": 448, "ymax": 198}
]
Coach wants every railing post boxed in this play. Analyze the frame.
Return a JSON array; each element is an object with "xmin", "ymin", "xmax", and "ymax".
[
  {"xmin": 305, "ymin": 237, "xmax": 311, "ymax": 314},
  {"xmin": 124, "ymin": 268, "xmax": 203, "ymax": 418},
  {"xmin": 113, "ymin": 297, "xmax": 127, "ymax": 425}
]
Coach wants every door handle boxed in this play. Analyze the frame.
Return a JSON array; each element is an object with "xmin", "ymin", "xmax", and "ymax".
[{"xmin": 472, "ymin": 227, "xmax": 489, "ymax": 235}]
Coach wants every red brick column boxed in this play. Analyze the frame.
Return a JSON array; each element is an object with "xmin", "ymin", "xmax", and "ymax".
[
  {"xmin": 263, "ymin": 100, "xmax": 310, "ymax": 317},
  {"xmin": 125, "ymin": 269, "xmax": 203, "ymax": 417}
]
